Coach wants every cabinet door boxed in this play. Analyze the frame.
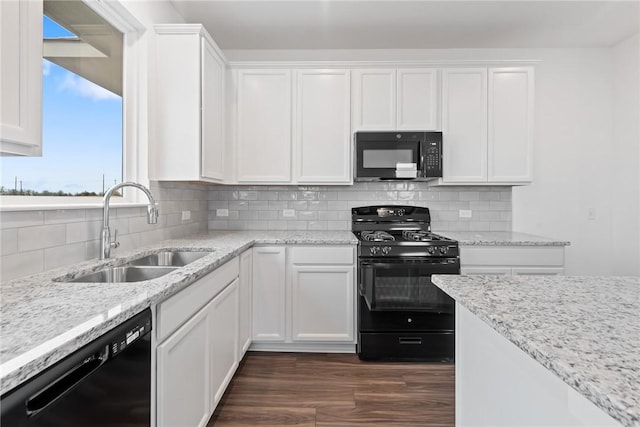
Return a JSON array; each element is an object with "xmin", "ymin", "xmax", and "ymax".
[
  {"xmin": 157, "ymin": 306, "xmax": 211, "ymax": 427},
  {"xmin": 237, "ymin": 69, "xmax": 292, "ymax": 182},
  {"xmin": 488, "ymin": 67, "xmax": 534, "ymax": 183},
  {"xmin": 397, "ymin": 68, "xmax": 438, "ymax": 130},
  {"xmin": 295, "ymin": 69, "xmax": 351, "ymax": 183},
  {"xmin": 352, "ymin": 69, "xmax": 396, "ymax": 130},
  {"xmin": 252, "ymin": 246, "xmax": 286, "ymax": 341},
  {"xmin": 210, "ymin": 279, "xmax": 239, "ymax": 406},
  {"xmin": 201, "ymin": 37, "xmax": 225, "ymax": 182},
  {"xmin": 442, "ymin": 68, "xmax": 488, "ymax": 182},
  {"xmin": 0, "ymin": 0, "xmax": 42, "ymax": 155},
  {"xmin": 238, "ymin": 249, "xmax": 253, "ymax": 356},
  {"xmin": 290, "ymin": 266, "xmax": 354, "ymax": 342}
]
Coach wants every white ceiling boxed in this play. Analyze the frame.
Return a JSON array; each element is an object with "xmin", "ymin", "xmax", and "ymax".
[{"xmin": 170, "ymin": 0, "xmax": 640, "ymax": 50}]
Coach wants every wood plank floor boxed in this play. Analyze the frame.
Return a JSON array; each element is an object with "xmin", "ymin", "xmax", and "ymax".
[{"xmin": 208, "ymin": 352, "xmax": 455, "ymax": 426}]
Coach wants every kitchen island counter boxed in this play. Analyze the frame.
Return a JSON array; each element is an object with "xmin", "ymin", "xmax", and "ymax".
[
  {"xmin": 432, "ymin": 274, "xmax": 639, "ymax": 427},
  {"xmin": 0, "ymin": 230, "xmax": 357, "ymax": 395}
]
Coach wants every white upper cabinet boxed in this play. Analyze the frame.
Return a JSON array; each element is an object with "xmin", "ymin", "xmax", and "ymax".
[
  {"xmin": 488, "ymin": 67, "xmax": 534, "ymax": 182},
  {"xmin": 397, "ymin": 68, "xmax": 438, "ymax": 130},
  {"xmin": 0, "ymin": 0, "xmax": 42, "ymax": 156},
  {"xmin": 352, "ymin": 68, "xmax": 438, "ymax": 131},
  {"xmin": 442, "ymin": 68, "xmax": 488, "ymax": 183},
  {"xmin": 442, "ymin": 66, "xmax": 534, "ymax": 185},
  {"xmin": 295, "ymin": 69, "xmax": 351, "ymax": 184},
  {"xmin": 352, "ymin": 69, "xmax": 396, "ymax": 130},
  {"xmin": 236, "ymin": 69, "xmax": 292, "ymax": 183},
  {"xmin": 153, "ymin": 24, "xmax": 226, "ymax": 182}
]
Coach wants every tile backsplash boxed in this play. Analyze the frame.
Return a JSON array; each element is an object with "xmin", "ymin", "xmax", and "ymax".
[
  {"xmin": 0, "ymin": 182, "xmax": 209, "ymax": 282},
  {"xmin": 208, "ymin": 182, "xmax": 512, "ymax": 232}
]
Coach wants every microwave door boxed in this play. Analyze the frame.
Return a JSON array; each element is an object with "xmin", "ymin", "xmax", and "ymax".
[{"xmin": 356, "ymin": 141, "xmax": 420, "ymax": 180}]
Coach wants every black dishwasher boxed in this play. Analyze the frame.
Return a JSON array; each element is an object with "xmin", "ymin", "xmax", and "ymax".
[{"xmin": 1, "ymin": 309, "xmax": 151, "ymax": 427}]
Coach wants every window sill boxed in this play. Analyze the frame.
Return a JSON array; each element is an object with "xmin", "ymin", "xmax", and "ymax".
[{"xmin": 0, "ymin": 196, "xmax": 149, "ymax": 212}]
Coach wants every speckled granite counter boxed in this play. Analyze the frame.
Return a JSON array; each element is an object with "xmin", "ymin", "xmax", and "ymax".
[
  {"xmin": 432, "ymin": 275, "xmax": 639, "ymax": 427},
  {"xmin": 437, "ymin": 230, "xmax": 570, "ymax": 246},
  {"xmin": 0, "ymin": 231, "xmax": 357, "ymax": 396}
]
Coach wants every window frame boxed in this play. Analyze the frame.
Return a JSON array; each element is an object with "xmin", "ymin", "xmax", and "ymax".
[{"xmin": 0, "ymin": 0, "xmax": 148, "ymax": 211}]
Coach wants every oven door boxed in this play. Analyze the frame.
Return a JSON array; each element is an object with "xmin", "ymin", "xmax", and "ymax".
[
  {"xmin": 359, "ymin": 257, "xmax": 458, "ymax": 312},
  {"xmin": 355, "ymin": 140, "xmax": 421, "ymax": 180}
]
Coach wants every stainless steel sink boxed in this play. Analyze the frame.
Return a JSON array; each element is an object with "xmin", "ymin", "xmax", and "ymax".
[
  {"xmin": 67, "ymin": 266, "xmax": 179, "ymax": 283},
  {"xmin": 127, "ymin": 250, "xmax": 211, "ymax": 267}
]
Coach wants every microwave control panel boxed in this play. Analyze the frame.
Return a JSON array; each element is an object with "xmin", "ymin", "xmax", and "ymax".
[{"xmin": 424, "ymin": 140, "xmax": 442, "ymax": 177}]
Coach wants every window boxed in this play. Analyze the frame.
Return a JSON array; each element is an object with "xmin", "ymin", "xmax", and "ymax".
[{"xmin": 0, "ymin": 0, "xmax": 123, "ymax": 197}]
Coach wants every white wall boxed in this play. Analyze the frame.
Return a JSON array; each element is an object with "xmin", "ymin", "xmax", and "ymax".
[
  {"xmin": 226, "ymin": 47, "xmax": 638, "ymax": 275},
  {"xmin": 611, "ymin": 34, "xmax": 640, "ymax": 276}
]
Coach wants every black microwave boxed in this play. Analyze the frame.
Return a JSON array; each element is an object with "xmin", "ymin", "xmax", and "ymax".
[{"xmin": 354, "ymin": 131, "xmax": 443, "ymax": 181}]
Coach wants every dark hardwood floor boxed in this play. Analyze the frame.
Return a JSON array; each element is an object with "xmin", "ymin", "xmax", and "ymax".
[{"xmin": 208, "ymin": 352, "xmax": 455, "ymax": 426}]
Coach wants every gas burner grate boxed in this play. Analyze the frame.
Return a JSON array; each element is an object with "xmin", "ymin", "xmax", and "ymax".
[
  {"xmin": 402, "ymin": 230, "xmax": 439, "ymax": 242},
  {"xmin": 361, "ymin": 231, "xmax": 395, "ymax": 242}
]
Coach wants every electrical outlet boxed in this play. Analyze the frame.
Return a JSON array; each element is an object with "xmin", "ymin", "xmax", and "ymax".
[
  {"xmin": 587, "ymin": 208, "xmax": 597, "ymax": 220},
  {"xmin": 283, "ymin": 209, "xmax": 296, "ymax": 217},
  {"xmin": 216, "ymin": 209, "xmax": 229, "ymax": 217},
  {"xmin": 459, "ymin": 209, "xmax": 472, "ymax": 218},
  {"xmin": 181, "ymin": 210, "xmax": 191, "ymax": 221}
]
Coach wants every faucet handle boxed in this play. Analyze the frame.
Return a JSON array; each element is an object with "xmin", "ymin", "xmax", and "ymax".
[{"xmin": 110, "ymin": 229, "xmax": 120, "ymax": 249}]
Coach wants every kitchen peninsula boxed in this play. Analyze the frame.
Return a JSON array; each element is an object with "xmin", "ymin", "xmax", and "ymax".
[{"xmin": 432, "ymin": 274, "xmax": 639, "ymax": 427}]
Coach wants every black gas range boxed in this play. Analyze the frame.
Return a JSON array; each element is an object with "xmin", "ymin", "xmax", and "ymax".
[{"xmin": 353, "ymin": 205, "xmax": 459, "ymax": 361}]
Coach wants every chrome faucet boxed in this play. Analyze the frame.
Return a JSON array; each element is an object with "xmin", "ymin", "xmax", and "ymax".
[{"xmin": 100, "ymin": 182, "xmax": 159, "ymax": 259}]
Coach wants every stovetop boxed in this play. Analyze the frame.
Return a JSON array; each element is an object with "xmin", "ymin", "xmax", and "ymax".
[{"xmin": 352, "ymin": 205, "xmax": 459, "ymax": 258}]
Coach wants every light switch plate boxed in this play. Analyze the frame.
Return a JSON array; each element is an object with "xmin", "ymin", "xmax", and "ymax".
[
  {"xmin": 459, "ymin": 209, "xmax": 472, "ymax": 218},
  {"xmin": 216, "ymin": 209, "xmax": 229, "ymax": 217},
  {"xmin": 181, "ymin": 210, "xmax": 191, "ymax": 221},
  {"xmin": 283, "ymin": 209, "xmax": 296, "ymax": 217}
]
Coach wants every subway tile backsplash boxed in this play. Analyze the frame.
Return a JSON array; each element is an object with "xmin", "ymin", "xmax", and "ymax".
[
  {"xmin": 0, "ymin": 182, "xmax": 209, "ymax": 282},
  {"xmin": 1, "ymin": 181, "xmax": 512, "ymax": 282},
  {"xmin": 208, "ymin": 183, "xmax": 512, "ymax": 232}
]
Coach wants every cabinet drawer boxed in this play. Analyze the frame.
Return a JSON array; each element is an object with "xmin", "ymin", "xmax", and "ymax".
[
  {"xmin": 289, "ymin": 246, "xmax": 354, "ymax": 265},
  {"xmin": 158, "ymin": 257, "xmax": 239, "ymax": 342},
  {"xmin": 460, "ymin": 246, "xmax": 564, "ymax": 267}
]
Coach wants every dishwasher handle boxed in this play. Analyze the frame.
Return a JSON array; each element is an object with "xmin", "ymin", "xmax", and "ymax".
[{"xmin": 26, "ymin": 345, "xmax": 109, "ymax": 417}]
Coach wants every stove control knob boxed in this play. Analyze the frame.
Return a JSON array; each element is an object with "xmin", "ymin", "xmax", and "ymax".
[
  {"xmin": 439, "ymin": 246, "xmax": 448, "ymax": 254},
  {"xmin": 382, "ymin": 246, "xmax": 391, "ymax": 255},
  {"xmin": 370, "ymin": 246, "xmax": 380, "ymax": 255},
  {"xmin": 427, "ymin": 246, "xmax": 436, "ymax": 255}
]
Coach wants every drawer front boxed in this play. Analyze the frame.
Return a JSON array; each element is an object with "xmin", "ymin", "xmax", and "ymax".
[
  {"xmin": 290, "ymin": 245, "xmax": 355, "ymax": 265},
  {"xmin": 358, "ymin": 332, "xmax": 454, "ymax": 362},
  {"xmin": 460, "ymin": 246, "xmax": 564, "ymax": 267},
  {"xmin": 158, "ymin": 257, "xmax": 239, "ymax": 342}
]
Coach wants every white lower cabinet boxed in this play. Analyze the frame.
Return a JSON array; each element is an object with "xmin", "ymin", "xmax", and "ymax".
[
  {"xmin": 238, "ymin": 249, "xmax": 253, "ymax": 357},
  {"xmin": 252, "ymin": 246, "xmax": 287, "ymax": 341},
  {"xmin": 210, "ymin": 279, "xmax": 239, "ymax": 405},
  {"xmin": 290, "ymin": 265, "xmax": 354, "ymax": 342},
  {"xmin": 251, "ymin": 245, "xmax": 356, "ymax": 350},
  {"xmin": 156, "ymin": 257, "xmax": 240, "ymax": 427},
  {"xmin": 460, "ymin": 245, "xmax": 565, "ymax": 276},
  {"xmin": 157, "ymin": 305, "xmax": 211, "ymax": 427}
]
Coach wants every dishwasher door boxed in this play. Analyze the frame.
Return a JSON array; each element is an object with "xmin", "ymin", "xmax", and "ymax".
[{"xmin": 1, "ymin": 309, "xmax": 152, "ymax": 427}]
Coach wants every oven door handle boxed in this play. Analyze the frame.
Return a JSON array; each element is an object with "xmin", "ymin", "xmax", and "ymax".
[{"xmin": 360, "ymin": 259, "xmax": 458, "ymax": 268}]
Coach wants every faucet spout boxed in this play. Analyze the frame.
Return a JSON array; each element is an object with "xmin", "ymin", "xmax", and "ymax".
[{"xmin": 100, "ymin": 182, "xmax": 158, "ymax": 260}]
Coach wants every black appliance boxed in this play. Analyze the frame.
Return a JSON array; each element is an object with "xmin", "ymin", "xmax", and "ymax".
[
  {"xmin": 353, "ymin": 205, "xmax": 459, "ymax": 361},
  {"xmin": 354, "ymin": 131, "xmax": 443, "ymax": 181},
  {"xmin": 1, "ymin": 309, "xmax": 152, "ymax": 426}
]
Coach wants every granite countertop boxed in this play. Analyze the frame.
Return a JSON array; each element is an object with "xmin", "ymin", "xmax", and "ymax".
[
  {"xmin": 0, "ymin": 230, "xmax": 357, "ymax": 396},
  {"xmin": 432, "ymin": 275, "xmax": 640, "ymax": 427},
  {"xmin": 437, "ymin": 230, "xmax": 570, "ymax": 246}
]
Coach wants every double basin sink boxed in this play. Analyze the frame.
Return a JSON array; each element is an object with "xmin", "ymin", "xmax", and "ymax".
[{"xmin": 62, "ymin": 250, "xmax": 212, "ymax": 283}]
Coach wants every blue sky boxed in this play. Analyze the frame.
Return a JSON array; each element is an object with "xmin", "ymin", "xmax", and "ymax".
[{"xmin": 0, "ymin": 16, "xmax": 122, "ymax": 194}]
